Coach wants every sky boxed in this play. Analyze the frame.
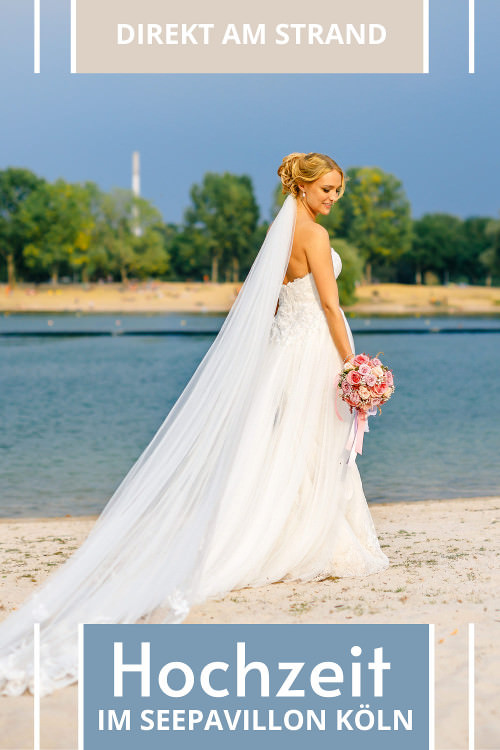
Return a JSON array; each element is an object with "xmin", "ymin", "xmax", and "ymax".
[{"xmin": 0, "ymin": 0, "xmax": 499, "ymax": 225}]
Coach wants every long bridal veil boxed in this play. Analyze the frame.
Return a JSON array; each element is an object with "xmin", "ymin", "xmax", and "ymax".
[{"xmin": 0, "ymin": 195, "xmax": 299, "ymax": 696}]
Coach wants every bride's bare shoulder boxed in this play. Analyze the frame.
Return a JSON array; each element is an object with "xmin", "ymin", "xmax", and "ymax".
[{"xmin": 294, "ymin": 220, "xmax": 329, "ymax": 250}]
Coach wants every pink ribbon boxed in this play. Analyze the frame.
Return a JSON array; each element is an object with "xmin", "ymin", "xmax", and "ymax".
[
  {"xmin": 346, "ymin": 407, "xmax": 376, "ymax": 465},
  {"xmin": 355, "ymin": 412, "xmax": 368, "ymax": 454}
]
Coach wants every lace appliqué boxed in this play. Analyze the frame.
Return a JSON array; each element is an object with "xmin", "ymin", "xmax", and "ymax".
[{"xmin": 270, "ymin": 248, "xmax": 342, "ymax": 347}]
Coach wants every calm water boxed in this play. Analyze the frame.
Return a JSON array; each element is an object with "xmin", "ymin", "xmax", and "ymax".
[{"xmin": 1, "ymin": 314, "xmax": 499, "ymax": 517}]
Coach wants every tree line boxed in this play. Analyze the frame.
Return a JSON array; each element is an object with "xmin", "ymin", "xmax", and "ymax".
[{"xmin": 1, "ymin": 166, "xmax": 499, "ymax": 303}]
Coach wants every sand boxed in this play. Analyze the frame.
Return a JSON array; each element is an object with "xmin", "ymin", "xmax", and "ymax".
[
  {"xmin": 0, "ymin": 282, "xmax": 240, "ymax": 315},
  {"xmin": 0, "ymin": 496, "xmax": 498, "ymax": 749},
  {"xmin": 350, "ymin": 283, "xmax": 500, "ymax": 316},
  {"xmin": 1, "ymin": 281, "xmax": 499, "ymax": 316}
]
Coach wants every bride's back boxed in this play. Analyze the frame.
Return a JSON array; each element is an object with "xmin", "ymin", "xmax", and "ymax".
[{"xmin": 283, "ymin": 216, "xmax": 323, "ymax": 285}]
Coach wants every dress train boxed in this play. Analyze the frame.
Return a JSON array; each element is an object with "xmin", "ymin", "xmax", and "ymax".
[{"xmin": 0, "ymin": 196, "xmax": 388, "ymax": 696}]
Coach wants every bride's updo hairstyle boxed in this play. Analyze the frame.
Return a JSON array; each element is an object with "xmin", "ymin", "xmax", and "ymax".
[{"xmin": 277, "ymin": 152, "xmax": 346, "ymax": 198}]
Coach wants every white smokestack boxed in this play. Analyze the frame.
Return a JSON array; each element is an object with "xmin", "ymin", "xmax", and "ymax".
[
  {"xmin": 132, "ymin": 151, "xmax": 140, "ymax": 196},
  {"xmin": 132, "ymin": 151, "xmax": 142, "ymax": 236}
]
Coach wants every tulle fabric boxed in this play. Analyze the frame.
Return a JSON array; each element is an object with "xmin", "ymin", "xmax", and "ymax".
[{"xmin": 0, "ymin": 195, "xmax": 388, "ymax": 697}]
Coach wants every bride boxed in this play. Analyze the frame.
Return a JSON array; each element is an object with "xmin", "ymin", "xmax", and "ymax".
[{"xmin": 0, "ymin": 152, "xmax": 388, "ymax": 697}]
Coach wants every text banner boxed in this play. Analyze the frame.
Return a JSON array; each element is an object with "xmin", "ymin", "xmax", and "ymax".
[
  {"xmin": 73, "ymin": 0, "xmax": 428, "ymax": 74},
  {"xmin": 83, "ymin": 623, "xmax": 430, "ymax": 749}
]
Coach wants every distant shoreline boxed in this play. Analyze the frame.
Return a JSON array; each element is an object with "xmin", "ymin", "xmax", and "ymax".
[{"xmin": 1, "ymin": 282, "xmax": 499, "ymax": 316}]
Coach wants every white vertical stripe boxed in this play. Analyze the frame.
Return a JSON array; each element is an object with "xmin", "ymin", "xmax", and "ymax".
[
  {"xmin": 429, "ymin": 624, "xmax": 435, "ymax": 750},
  {"xmin": 71, "ymin": 0, "xmax": 77, "ymax": 73},
  {"xmin": 78, "ymin": 624, "xmax": 84, "ymax": 750},
  {"xmin": 33, "ymin": 0, "xmax": 40, "ymax": 74},
  {"xmin": 422, "ymin": 0, "xmax": 430, "ymax": 73},
  {"xmin": 469, "ymin": 0, "xmax": 475, "ymax": 73},
  {"xmin": 469, "ymin": 623, "xmax": 475, "ymax": 749},
  {"xmin": 33, "ymin": 623, "xmax": 40, "ymax": 750}
]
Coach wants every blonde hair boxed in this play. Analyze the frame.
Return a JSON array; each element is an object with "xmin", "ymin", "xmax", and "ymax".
[{"xmin": 277, "ymin": 152, "xmax": 346, "ymax": 198}]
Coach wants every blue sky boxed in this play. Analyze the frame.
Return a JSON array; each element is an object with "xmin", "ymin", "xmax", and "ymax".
[{"xmin": 0, "ymin": 0, "xmax": 499, "ymax": 224}]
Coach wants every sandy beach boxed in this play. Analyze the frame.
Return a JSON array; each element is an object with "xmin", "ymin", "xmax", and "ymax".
[
  {"xmin": 1, "ymin": 281, "xmax": 499, "ymax": 316},
  {"xmin": 0, "ymin": 496, "xmax": 498, "ymax": 749}
]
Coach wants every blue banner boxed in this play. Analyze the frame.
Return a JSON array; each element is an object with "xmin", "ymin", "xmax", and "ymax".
[{"xmin": 83, "ymin": 624, "xmax": 429, "ymax": 749}]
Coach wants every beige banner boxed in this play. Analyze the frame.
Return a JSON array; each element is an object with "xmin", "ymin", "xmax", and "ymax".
[{"xmin": 73, "ymin": 0, "xmax": 428, "ymax": 74}]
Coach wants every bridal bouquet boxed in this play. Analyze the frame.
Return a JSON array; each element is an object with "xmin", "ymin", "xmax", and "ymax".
[
  {"xmin": 338, "ymin": 352, "xmax": 394, "ymax": 413},
  {"xmin": 337, "ymin": 352, "xmax": 395, "ymax": 462}
]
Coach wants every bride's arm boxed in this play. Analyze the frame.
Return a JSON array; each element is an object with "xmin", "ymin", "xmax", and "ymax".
[{"xmin": 304, "ymin": 224, "xmax": 354, "ymax": 362}]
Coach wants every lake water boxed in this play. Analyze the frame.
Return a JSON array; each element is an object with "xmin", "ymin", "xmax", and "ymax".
[{"xmin": 1, "ymin": 313, "xmax": 499, "ymax": 517}]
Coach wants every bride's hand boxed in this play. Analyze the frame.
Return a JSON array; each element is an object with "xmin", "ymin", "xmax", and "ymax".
[{"xmin": 342, "ymin": 352, "xmax": 355, "ymax": 365}]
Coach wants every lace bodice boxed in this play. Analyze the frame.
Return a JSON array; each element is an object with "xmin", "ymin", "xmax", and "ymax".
[{"xmin": 270, "ymin": 248, "xmax": 342, "ymax": 345}]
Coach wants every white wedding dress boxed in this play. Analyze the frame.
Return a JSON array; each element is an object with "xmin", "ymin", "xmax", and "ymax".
[
  {"xmin": 0, "ymin": 195, "xmax": 388, "ymax": 697},
  {"xmin": 199, "ymin": 250, "xmax": 388, "ymax": 594}
]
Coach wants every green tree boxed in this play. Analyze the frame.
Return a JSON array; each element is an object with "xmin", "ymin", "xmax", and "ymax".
[
  {"xmin": 92, "ymin": 189, "xmax": 136, "ymax": 283},
  {"xmin": 479, "ymin": 215, "xmax": 500, "ymax": 285},
  {"xmin": 71, "ymin": 181, "xmax": 107, "ymax": 282},
  {"xmin": 130, "ymin": 195, "xmax": 170, "ymax": 279},
  {"xmin": 338, "ymin": 167, "xmax": 412, "ymax": 283},
  {"xmin": 184, "ymin": 173, "xmax": 260, "ymax": 282},
  {"xmin": 164, "ymin": 224, "xmax": 212, "ymax": 281},
  {"xmin": 384, "ymin": 213, "xmax": 495, "ymax": 285},
  {"xmin": 332, "ymin": 239, "xmax": 363, "ymax": 306},
  {"xmin": 91, "ymin": 189, "xmax": 169, "ymax": 282},
  {"xmin": 457, "ymin": 217, "xmax": 491, "ymax": 284},
  {"xmin": 20, "ymin": 179, "xmax": 94, "ymax": 283},
  {"xmin": 0, "ymin": 168, "xmax": 45, "ymax": 286},
  {"xmin": 409, "ymin": 213, "xmax": 466, "ymax": 285}
]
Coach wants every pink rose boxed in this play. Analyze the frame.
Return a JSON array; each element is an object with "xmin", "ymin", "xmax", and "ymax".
[
  {"xmin": 364, "ymin": 373, "xmax": 377, "ymax": 387},
  {"xmin": 346, "ymin": 370, "xmax": 362, "ymax": 386},
  {"xmin": 349, "ymin": 391, "xmax": 361, "ymax": 405},
  {"xmin": 354, "ymin": 353, "xmax": 370, "ymax": 366},
  {"xmin": 358, "ymin": 403, "xmax": 372, "ymax": 413},
  {"xmin": 385, "ymin": 370, "xmax": 394, "ymax": 386},
  {"xmin": 341, "ymin": 379, "xmax": 350, "ymax": 392},
  {"xmin": 358, "ymin": 385, "xmax": 370, "ymax": 399},
  {"xmin": 374, "ymin": 383, "xmax": 386, "ymax": 395},
  {"xmin": 371, "ymin": 357, "xmax": 382, "ymax": 367},
  {"xmin": 358, "ymin": 363, "xmax": 371, "ymax": 376}
]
